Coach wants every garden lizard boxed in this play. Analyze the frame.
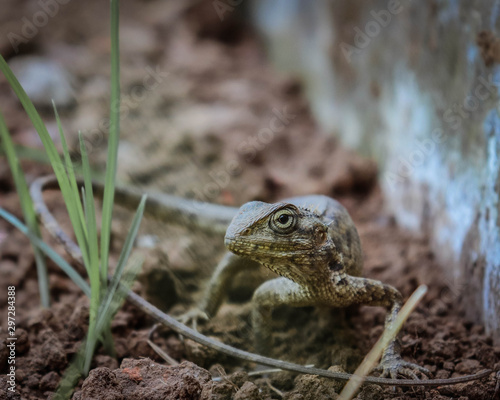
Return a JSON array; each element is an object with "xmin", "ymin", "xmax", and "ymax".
[
  {"xmin": 184, "ymin": 195, "xmax": 428, "ymax": 379},
  {"xmin": 29, "ymin": 175, "xmax": 493, "ymax": 386}
]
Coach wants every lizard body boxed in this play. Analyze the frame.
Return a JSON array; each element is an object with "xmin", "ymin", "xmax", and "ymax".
[
  {"xmin": 200, "ymin": 195, "xmax": 426, "ymax": 379},
  {"xmin": 29, "ymin": 175, "xmax": 493, "ymax": 386}
]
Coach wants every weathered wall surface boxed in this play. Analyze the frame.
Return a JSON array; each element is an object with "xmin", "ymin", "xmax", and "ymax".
[{"xmin": 250, "ymin": 0, "xmax": 500, "ymax": 341}]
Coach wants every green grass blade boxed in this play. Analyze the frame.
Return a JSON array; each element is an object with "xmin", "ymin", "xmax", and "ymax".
[
  {"xmin": 79, "ymin": 132, "xmax": 102, "ymax": 374},
  {"xmin": 0, "ymin": 55, "xmax": 90, "ymax": 269},
  {"xmin": 53, "ymin": 102, "xmax": 88, "ymax": 241},
  {"xmin": 32, "ymin": 249, "xmax": 49, "ymax": 305},
  {"xmin": 100, "ymin": 0, "xmax": 121, "ymax": 283},
  {"xmin": 81, "ymin": 187, "xmax": 87, "ymax": 235},
  {"xmin": 97, "ymin": 195, "xmax": 147, "ymax": 332},
  {"xmin": 0, "ymin": 113, "xmax": 50, "ymax": 307},
  {"xmin": 0, "ymin": 207, "xmax": 90, "ymax": 297},
  {"xmin": 96, "ymin": 196, "xmax": 146, "ymax": 358},
  {"xmin": 79, "ymin": 133, "xmax": 99, "ymax": 285},
  {"xmin": 83, "ymin": 333, "xmax": 98, "ymax": 375},
  {"xmin": 97, "ymin": 254, "xmax": 143, "ymax": 334}
]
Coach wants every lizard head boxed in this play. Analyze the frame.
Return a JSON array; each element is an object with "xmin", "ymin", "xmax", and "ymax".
[{"xmin": 225, "ymin": 201, "xmax": 333, "ymax": 281}]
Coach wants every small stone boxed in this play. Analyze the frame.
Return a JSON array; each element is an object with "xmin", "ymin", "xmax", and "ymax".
[
  {"xmin": 136, "ymin": 234, "xmax": 159, "ymax": 249},
  {"xmin": 8, "ymin": 56, "xmax": 75, "ymax": 108}
]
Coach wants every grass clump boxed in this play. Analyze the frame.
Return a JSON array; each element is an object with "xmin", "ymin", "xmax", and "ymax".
[{"xmin": 0, "ymin": 0, "xmax": 145, "ymax": 397}]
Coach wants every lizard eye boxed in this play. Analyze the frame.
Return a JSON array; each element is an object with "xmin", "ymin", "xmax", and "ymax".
[{"xmin": 269, "ymin": 208, "xmax": 297, "ymax": 234}]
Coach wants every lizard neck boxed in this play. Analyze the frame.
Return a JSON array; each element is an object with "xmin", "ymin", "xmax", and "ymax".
[{"xmin": 262, "ymin": 255, "xmax": 333, "ymax": 294}]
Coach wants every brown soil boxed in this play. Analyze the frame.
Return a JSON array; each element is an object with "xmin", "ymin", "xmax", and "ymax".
[{"xmin": 0, "ymin": 1, "xmax": 499, "ymax": 399}]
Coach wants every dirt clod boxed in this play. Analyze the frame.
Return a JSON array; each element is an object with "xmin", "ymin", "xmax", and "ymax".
[
  {"xmin": 185, "ymin": 337, "xmax": 225, "ymax": 368},
  {"xmin": 283, "ymin": 374, "xmax": 340, "ymax": 400},
  {"xmin": 75, "ymin": 368, "xmax": 124, "ymax": 400},
  {"xmin": 354, "ymin": 384, "xmax": 384, "ymax": 400},
  {"xmin": 454, "ymin": 359, "xmax": 482, "ymax": 374},
  {"xmin": 39, "ymin": 330, "xmax": 67, "ymax": 371},
  {"xmin": 16, "ymin": 328, "xmax": 30, "ymax": 355},
  {"xmin": 200, "ymin": 380, "xmax": 235, "ymax": 400},
  {"xmin": 233, "ymin": 381, "xmax": 262, "ymax": 400},
  {"xmin": 227, "ymin": 370, "xmax": 250, "ymax": 388},
  {"xmin": 39, "ymin": 371, "xmax": 60, "ymax": 392},
  {"xmin": 75, "ymin": 359, "xmax": 212, "ymax": 400}
]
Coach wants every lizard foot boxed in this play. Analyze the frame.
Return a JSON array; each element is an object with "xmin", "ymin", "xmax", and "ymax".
[
  {"xmin": 373, "ymin": 356, "xmax": 431, "ymax": 380},
  {"xmin": 177, "ymin": 308, "xmax": 209, "ymax": 331}
]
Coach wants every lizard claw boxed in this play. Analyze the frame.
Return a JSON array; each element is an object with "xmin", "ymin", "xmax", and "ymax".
[
  {"xmin": 373, "ymin": 356, "xmax": 431, "ymax": 380},
  {"xmin": 177, "ymin": 308, "xmax": 209, "ymax": 331}
]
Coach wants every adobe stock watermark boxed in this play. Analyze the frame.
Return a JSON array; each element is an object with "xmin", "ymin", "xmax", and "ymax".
[
  {"xmin": 385, "ymin": 73, "xmax": 500, "ymax": 188},
  {"xmin": 190, "ymin": 106, "xmax": 297, "ymax": 208},
  {"xmin": 340, "ymin": 0, "xmax": 403, "ymax": 63},
  {"xmin": 6, "ymin": 286, "xmax": 17, "ymax": 394},
  {"xmin": 73, "ymin": 65, "xmax": 169, "ymax": 162},
  {"xmin": 212, "ymin": 0, "xmax": 243, "ymax": 22},
  {"xmin": 8, "ymin": 0, "xmax": 72, "ymax": 54}
]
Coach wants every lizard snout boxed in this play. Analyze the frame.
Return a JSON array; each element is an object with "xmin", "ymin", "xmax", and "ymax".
[
  {"xmin": 224, "ymin": 226, "xmax": 239, "ymax": 249},
  {"xmin": 224, "ymin": 226, "xmax": 252, "ymax": 253},
  {"xmin": 224, "ymin": 233, "xmax": 235, "ymax": 247},
  {"xmin": 224, "ymin": 232, "xmax": 242, "ymax": 254}
]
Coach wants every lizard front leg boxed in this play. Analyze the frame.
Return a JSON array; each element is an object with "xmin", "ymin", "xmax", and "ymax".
[
  {"xmin": 179, "ymin": 252, "xmax": 260, "ymax": 327},
  {"xmin": 326, "ymin": 274, "xmax": 430, "ymax": 379},
  {"xmin": 252, "ymin": 277, "xmax": 315, "ymax": 356}
]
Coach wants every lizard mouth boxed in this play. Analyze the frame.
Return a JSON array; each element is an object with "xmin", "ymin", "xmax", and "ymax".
[
  {"xmin": 225, "ymin": 234, "xmax": 312, "ymax": 259},
  {"xmin": 224, "ymin": 234, "xmax": 241, "ymax": 253},
  {"xmin": 224, "ymin": 234, "xmax": 257, "ymax": 257}
]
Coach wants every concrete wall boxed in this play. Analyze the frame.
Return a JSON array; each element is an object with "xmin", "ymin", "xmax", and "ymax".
[{"xmin": 250, "ymin": 0, "xmax": 500, "ymax": 341}]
